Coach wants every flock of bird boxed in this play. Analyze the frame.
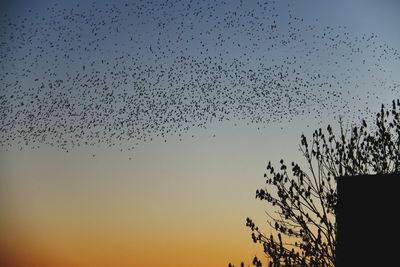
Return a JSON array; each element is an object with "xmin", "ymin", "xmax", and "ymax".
[{"xmin": 1, "ymin": 0, "xmax": 399, "ymax": 155}]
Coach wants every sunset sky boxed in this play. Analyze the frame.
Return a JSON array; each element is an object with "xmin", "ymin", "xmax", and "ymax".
[{"xmin": 1, "ymin": 0, "xmax": 400, "ymax": 266}]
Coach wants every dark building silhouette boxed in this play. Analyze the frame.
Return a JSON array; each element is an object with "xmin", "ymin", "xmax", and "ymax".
[{"xmin": 337, "ymin": 174, "xmax": 398, "ymax": 266}]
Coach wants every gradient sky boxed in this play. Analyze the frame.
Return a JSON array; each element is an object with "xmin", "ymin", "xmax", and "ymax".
[{"xmin": 1, "ymin": 0, "xmax": 400, "ymax": 266}]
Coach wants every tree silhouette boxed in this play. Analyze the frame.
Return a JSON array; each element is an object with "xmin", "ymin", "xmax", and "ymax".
[{"xmin": 229, "ymin": 99, "xmax": 400, "ymax": 267}]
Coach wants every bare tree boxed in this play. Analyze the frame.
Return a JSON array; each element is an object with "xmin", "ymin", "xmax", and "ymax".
[{"xmin": 229, "ymin": 99, "xmax": 400, "ymax": 267}]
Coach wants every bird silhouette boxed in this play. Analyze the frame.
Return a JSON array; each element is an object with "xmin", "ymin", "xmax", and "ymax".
[{"xmin": 1, "ymin": 0, "xmax": 399, "ymax": 157}]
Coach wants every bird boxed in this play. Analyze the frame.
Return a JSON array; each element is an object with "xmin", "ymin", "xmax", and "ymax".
[{"xmin": 0, "ymin": 0, "xmax": 399, "ymax": 158}]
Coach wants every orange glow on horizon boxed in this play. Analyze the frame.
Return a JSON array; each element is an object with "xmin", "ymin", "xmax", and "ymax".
[{"xmin": 0, "ymin": 212, "xmax": 267, "ymax": 267}]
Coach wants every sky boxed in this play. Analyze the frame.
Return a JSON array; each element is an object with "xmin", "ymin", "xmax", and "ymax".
[{"xmin": 1, "ymin": 0, "xmax": 400, "ymax": 266}]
